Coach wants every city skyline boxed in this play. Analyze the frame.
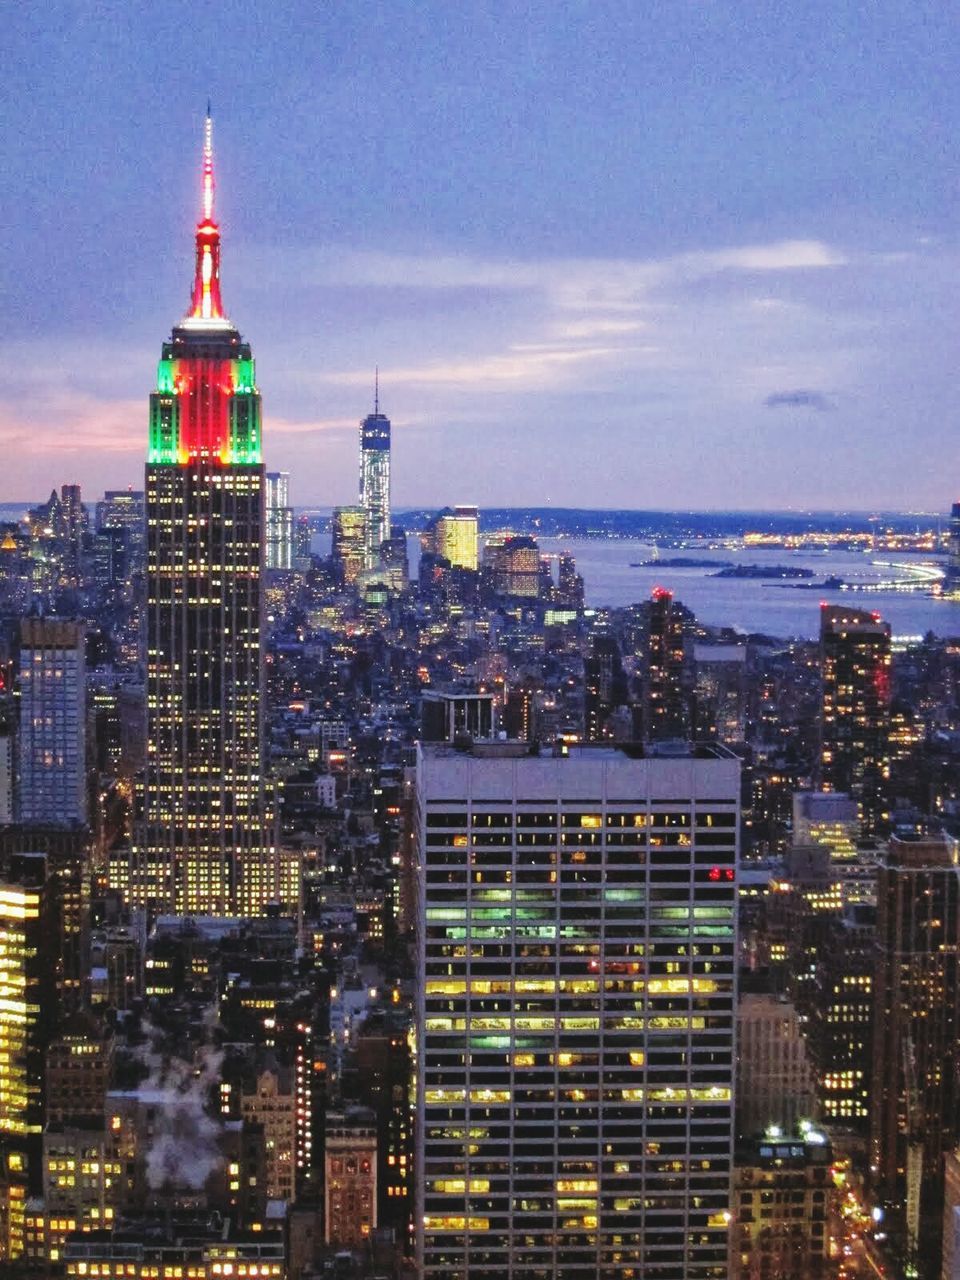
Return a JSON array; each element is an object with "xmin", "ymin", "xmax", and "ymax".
[{"xmin": 4, "ymin": 3, "xmax": 960, "ymax": 509}]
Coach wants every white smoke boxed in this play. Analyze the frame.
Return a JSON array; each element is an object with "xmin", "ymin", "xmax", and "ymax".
[{"xmin": 136, "ymin": 1012, "xmax": 225, "ymax": 1193}]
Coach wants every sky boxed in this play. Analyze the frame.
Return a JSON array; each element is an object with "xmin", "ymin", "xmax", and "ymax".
[{"xmin": 2, "ymin": 0, "xmax": 960, "ymax": 510}]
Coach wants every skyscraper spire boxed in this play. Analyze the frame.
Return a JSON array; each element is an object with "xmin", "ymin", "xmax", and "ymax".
[
  {"xmin": 202, "ymin": 105, "xmax": 215, "ymax": 223},
  {"xmin": 187, "ymin": 105, "xmax": 226, "ymax": 325},
  {"xmin": 374, "ymin": 366, "xmax": 379, "ymax": 415}
]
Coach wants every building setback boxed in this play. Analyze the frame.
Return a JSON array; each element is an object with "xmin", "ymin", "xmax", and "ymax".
[
  {"xmin": 132, "ymin": 112, "xmax": 274, "ymax": 915},
  {"xmin": 416, "ymin": 741, "xmax": 740, "ymax": 1280}
]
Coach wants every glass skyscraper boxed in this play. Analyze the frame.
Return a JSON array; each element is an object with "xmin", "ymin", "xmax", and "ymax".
[
  {"xmin": 359, "ymin": 391, "xmax": 391, "ymax": 570},
  {"xmin": 265, "ymin": 471, "xmax": 293, "ymax": 571},
  {"xmin": 18, "ymin": 618, "xmax": 86, "ymax": 828}
]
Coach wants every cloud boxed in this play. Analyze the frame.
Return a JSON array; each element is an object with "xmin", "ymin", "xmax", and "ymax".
[
  {"xmin": 0, "ymin": 229, "xmax": 930, "ymax": 508},
  {"xmin": 324, "ymin": 343, "xmax": 629, "ymax": 390},
  {"xmin": 764, "ymin": 389, "xmax": 836, "ymax": 412},
  {"xmin": 269, "ymin": 414, "xmax": 358, "ymax": 436},
  {"xmin": 0, "ymin": 395, "xmax": 144, "ymax": 455},
  {"xmin": 247, "ymin": 238, "xmax": 845, "ymax": 316}
]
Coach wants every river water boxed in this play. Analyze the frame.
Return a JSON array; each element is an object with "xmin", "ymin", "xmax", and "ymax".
[
  {"xmin": 537, "ymin": 540, "xmax": 957, "ymax": 641},
  {"xmin": 315, "ymin": 525, "xmax": 959, "ymax": 643}
]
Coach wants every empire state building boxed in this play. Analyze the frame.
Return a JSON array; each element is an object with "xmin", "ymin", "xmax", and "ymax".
[{"xmin": 132, "ymin": 114, "xmax": 277, "ymax": 915}]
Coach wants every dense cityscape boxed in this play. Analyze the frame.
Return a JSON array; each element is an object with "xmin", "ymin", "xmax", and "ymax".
[{"xmin": 4, "ymin": 75, "xmax": 960, "ymax": 1280}]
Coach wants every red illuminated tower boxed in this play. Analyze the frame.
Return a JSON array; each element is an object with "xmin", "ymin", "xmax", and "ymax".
[
  {"xmin": 645, "ymin": 586, "xmax": 689, "ymax": 742},
  {"xmin": 132, "ymin": 112, "xmax": 278, "ymax": 915}
]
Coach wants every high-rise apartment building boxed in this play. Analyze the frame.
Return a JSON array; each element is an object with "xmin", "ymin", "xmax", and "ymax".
[
  {"xmin": 416, "ymin": 740, "xmax": 740, "ymax": 1279},
  {"xmin": 265, "ymin": 471, "xmax": 293, "ymax": 571},
  {"xmin": 819, "ymin": 604, "xmax": 891, "ymax": 836},
  {"xmin": 359, "ymin": 390, "xmax": 391, "ymax": 570},
  {"xmin": 133, "ymin": 112, "xmax": 274, "ymax": 916},
  {"xmin": 18, "ymin": 618, "xmax": 86, "ymax": 827},
  {"xmin": 871, "ymin": 832, "xmax": 960, "ymax": 1274},
  {"xmin": 646, "ymin": 587, "xmax": 689, "ymax": 743}
]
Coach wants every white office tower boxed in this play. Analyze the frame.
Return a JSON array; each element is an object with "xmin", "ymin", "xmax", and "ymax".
[
  {"xmin": 265, "ymin": 471, "xmax": 293, "ymax": 570},
  {"xmin": 416, "ymin": 741, "xmax": 740, "ymax": 1280}
]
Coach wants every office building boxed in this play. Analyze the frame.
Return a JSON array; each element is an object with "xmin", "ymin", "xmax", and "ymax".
[
  {"xmin": 265, "ymin": 471, "xmax": 293, "ymax": 570},
  {"xmin": 422, "ymin": 506, "xmax": 480, "ymax": 571},
  {"xmin": 736, "ymin": 992, "xmax": 817, "ymax": 1138},
  {"xmin": 416, "ymin": 740, "xmax": 740, "ymax": 1279},
  {"xmin": 646, "ymin": 587, "xmax": 689, "ymax": 742},
  {"xmin": 950, "ymin": 502, "xmax": 960, "ymax": 582},
  {"xmin": 693, "ymin": 644, "xmax": 748, "ymax": 743},
  {"xmin": 943, "ymin": 1149, "xmax": 960, "ymax": 1280},
  {"xmin": 380, "ymin": 524, "xmax": 409, "ymax": 590},
  {"xmin": 810, "ymin": 902, "xmax": 874, "ymax": 1128},
  {"xmin": 293, "ymin": 513, "xmax": 313, "ymax": 569},
  {"xmin": 18, "ymin": 618, "xmax": 86, "ymax": 827},
  {"xmin": 792, "ymin": 790, "xmax": 860, "ymax": 861},
  {"xmin": 88, "ymin": 526, "xmax": 128, "ymax": 592},
  {"xmin": 40, "ymin": 1123, "xmax": 120, "ymax": 1263},
  {"xmin": 59, "ymin": 484, "xmax": 87, "ymax": 585},
  {"xmin": 133, "ymin": 111, "xmax": 274, "ymax": 915},
  {"xmin": 45, "ymin": 1024, "xmax": 115, "ymax": 1125},
  {"xmin": 0, "ymin": 731, "xmax": 14, "ymax": 825},
  {"xmin": 492, "ymin": 534, "xmax": 540, "ymax": 597},
  {"xmin": 62, "ymin": 1218, "xmax": 285, "ymax": 1279},
  {"xmin": 871, "ymin": 832, "xmax": 960, "ymax": 1274},
  {"xmin": 557, "ymin": 550, "xmax": 585, "ymax": 609},
  {"xmin": 332, "ymin": 505, "xmax": 367, "ymax": 586},
  {"xmin": 0, "ymin": 854, "xmax": 58, "ymax": 1222},
  {"xmin": 421, "ymin": 690, "xmax": 496, "ymax": 743},
  {"xmin": 729, "ymin": 1129, "xmax": 835, "ymax": 1280},
  {"xmin": 819, "ymin": 604, "xmax": 891, "ymax": 837},
  {"xmin": 359, "ymin": 391, "xmax": 391, "ymax": 570},
  {"xmin": 95, "ymin": 489, "xmax": 145, "ymax": 537},
  {"xmin": 95, "ymin": 489, "xmax": 145, "ymax": 570}
]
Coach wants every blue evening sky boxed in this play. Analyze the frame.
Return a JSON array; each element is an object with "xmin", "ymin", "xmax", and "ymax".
[{"xmin": 2, "ymin": 1, "xmax": 959, "ymax": 509}]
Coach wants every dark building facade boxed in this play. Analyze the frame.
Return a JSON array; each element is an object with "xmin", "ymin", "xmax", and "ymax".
[
  {"xmin": 646, "ymin": 587, "xmax": 689, "ymax": 742},
  {"xmin": 871, "ymin": 832, "xmax": 960, "ymax": 1274},
  {"xmin": 819, "ymin": 604, "xmax": 891, "ymax": 837}
]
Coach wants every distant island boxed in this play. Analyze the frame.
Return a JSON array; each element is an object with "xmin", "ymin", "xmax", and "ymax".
[
  {"xmin": 771, "ymin": 574, "xmax": 845, "ymax": 590},
  {"xmin": 711, "ymin": 564, "xmax": 815, "ymax": 580},
  {"xmin": 631, "ymin": 557, "xmax": 733, "ymax": 569}
]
